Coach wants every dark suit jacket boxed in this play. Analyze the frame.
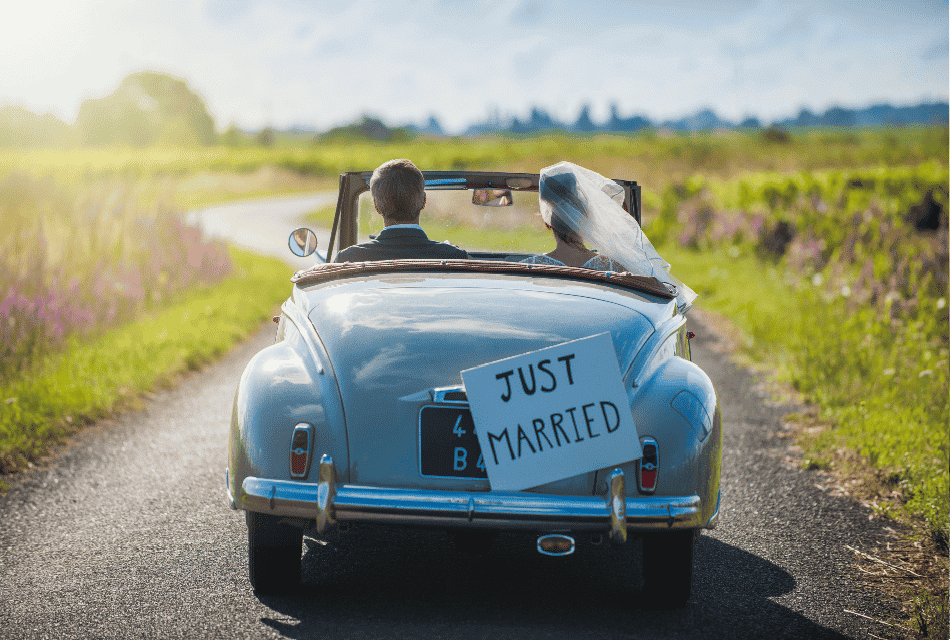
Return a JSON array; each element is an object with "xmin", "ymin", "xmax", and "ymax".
[{"xmin": 333, "ymin": 227, "xmax": 469, "ymax": 262}]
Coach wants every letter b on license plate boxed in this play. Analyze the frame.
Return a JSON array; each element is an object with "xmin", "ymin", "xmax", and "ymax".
[{"xmin": 419, "ymin": 406, "xmax": 487, "ymax": 478}]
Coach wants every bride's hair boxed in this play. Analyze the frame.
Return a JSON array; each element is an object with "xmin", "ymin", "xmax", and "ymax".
[{"xmin": 540, "ymin": 171, "xmax": 588, "ymax": 247}]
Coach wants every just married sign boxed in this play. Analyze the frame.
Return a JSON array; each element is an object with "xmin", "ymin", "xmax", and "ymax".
[{"xmin": 461, "ymin": 333, "xmax": 642, "ymax": 492}]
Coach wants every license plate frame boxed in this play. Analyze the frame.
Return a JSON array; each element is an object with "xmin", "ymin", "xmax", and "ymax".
[{"xmin": 418, "ymin": 405, "xmax": 488, "ymax": 479}]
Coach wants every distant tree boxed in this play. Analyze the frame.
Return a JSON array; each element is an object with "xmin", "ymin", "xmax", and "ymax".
[
  {"xmin": 686, "ymin": 109, "xmax": 726, "ymax": 131},
  {"xmin": 508, "ymin": 117, "xmax": 528, "ymax": 134},
  {"xmin": 793, "ymin": 108, "xmax": 819, "ymax": 127},
  {"xmin": 528, "ymin": 107, "xmax": 559, "ymax": 131},
  {"xmin": 573, "ymin": 104, "xmax": 597, "ymax": 133},
  {"xmin": 761, "ymin": 126, "xmax": 791, "ymax": 144},
  {"xmin": 606, "ymin": 103, "xmax": 652, "ymax": 132},
  {"xmin": 739, "ymin": 116, "xmax": 761, "ymax": 129},
  {"xmin": 75, "ymin": 71, "xmax": 216, "ymax": 147},
  {"xmin": 0, "ymin": 106, "xmax": 68, "ymax": 147},
  {"xmin": 823, "ymin": 106, "xmax": 856, "ymax": 127},
  {"xmin": 420, "ymin": 115, "xmax": 444, "ymax": 136},
  {"xmin": 256, "ymin": 126, "xmax": 275, "ymax": 147},
  {"xmin": 221, "ymin": 124, "xmax": 246, "ymax": 147},
  {"xmin": 318, "ymin": 115, "xmax": 415, "ymax": 143}
]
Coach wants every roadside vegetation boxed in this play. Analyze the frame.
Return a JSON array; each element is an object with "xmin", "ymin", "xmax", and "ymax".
[
  {"xmin": 0, "ymin": 172, "xmax": 291, "ymax": 476},
  {"xmin": 650, "ymin": 164, "xmax": 948, "ymax": 536},
  {"xmin": 0, "ymin": 247, "xmax": 290, "ymax": 479},
  {"xmin": 649, "ymin": 165, "xmax": 948, "ymax": 637},
  {"xmin": 1, "ymin": 124, "xmax": 946, "ymax": 635}
]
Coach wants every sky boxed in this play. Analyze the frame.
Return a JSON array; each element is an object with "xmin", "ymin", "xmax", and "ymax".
[{"xmin": 1, "ymin": 0, "xmax": 947, "ymax": 133}]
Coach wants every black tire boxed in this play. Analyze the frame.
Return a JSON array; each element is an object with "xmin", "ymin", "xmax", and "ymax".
[
  {"xmin": 641, "ymin": 529, "xmax": 696, "ymax": 608},
  {"xmin": 246, "ymin": 511, "xmax": 303, "ymax": 594}
]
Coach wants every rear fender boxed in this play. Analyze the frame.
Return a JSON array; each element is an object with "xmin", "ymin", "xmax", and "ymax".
[
  {"xmin": 229, "ymin": 310, "xmax": 348, "ymax": 507},
  {"xmin": 595, "ymin": 356, "xmax": 721, "ymax": 523}
]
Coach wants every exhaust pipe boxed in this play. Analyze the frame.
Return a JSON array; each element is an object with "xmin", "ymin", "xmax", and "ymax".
[{"xmin": 537, "ymin": 534, "xmax": 575, "ymax": 556}]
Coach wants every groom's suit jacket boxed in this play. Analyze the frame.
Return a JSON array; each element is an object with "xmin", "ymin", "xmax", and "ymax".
[{"xmin": 333, "ymin": 227, "xmax": 469, "ymax": 262}]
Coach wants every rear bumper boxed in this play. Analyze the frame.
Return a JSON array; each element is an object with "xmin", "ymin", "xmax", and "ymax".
[{"xmin": 232, "ymin": 456, "xmax": 709, "ymax": 540}]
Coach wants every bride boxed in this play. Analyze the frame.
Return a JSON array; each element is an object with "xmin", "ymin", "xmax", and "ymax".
[{"xmin": 521, "ymin": 161, "xmax": 697, "ymax": 313}]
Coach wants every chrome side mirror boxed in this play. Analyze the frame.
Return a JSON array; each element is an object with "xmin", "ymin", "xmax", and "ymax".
[
  {"xmin": 289, "ymin": 227, "xmax": 318, "ymax": 257},
  {"xmin": 472, "ymin": 188, "xmax": 513, "ymax": 207}
]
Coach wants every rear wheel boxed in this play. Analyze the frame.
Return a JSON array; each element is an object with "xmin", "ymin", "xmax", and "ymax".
[
  {"xmin": 247, "ymin": 511, "xmax": 303, "ymax": 594},
  {"xmin": 641, "ymin": 529, "xmax": 696, "ymax": 607}
]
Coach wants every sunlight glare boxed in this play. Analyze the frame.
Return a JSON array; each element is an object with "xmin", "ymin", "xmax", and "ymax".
[{"xmin": 0, "ymin": 1, "xmax": 96, "ymax": 107}]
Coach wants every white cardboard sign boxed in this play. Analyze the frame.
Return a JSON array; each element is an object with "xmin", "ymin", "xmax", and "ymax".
[{"xmin": 461, "ymin": 332, "xmax": 642, "ymax": 492}]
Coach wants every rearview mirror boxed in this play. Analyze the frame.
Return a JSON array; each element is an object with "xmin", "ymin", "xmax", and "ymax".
[
  {"xmin": 472, "ymin": 189, "xmax": 513, "ymax": 207},
  {"xmin": 289, "ymin": 227, "xmax": 318, "ymax": 257}
]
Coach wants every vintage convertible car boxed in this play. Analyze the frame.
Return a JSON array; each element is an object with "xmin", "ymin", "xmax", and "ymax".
[{"xmin": 227, "ymin": 170, "xmax": 722, "ymax": 605}]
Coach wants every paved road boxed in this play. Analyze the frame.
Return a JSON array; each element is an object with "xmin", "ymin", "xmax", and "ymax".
[
  {"xmin": 0, "ymin": 194, "xmax": 899, "ymax": 639},
  {"xmin": 192, "ymin": 191, "xmax": 338, "ymax": 269}
]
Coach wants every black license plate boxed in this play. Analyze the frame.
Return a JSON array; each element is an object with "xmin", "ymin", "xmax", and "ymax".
[{"xmin": 419, "ymin": 406, "xmax": 488, "ymax": 478}]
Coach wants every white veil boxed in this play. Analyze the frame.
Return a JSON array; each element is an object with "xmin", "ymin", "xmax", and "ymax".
[{"xmin": 539, "ymin": 161, "xmax": 697, "ymax": 313}]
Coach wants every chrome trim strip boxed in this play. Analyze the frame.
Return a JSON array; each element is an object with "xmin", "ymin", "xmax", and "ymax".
[
  {"xmin": 431, "ymin": 386, "xmax": 468, "ymax": 404},
  {"xmin": 424, "ymin": 178, "xmax": 468, "ymax": 189},
  {"xmin": 240, "ymin": 477, "xmax": 703, "ymax": 531}
]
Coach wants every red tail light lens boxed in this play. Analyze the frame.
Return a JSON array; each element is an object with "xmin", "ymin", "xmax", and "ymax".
[
  {"xmin": 290, "ymin": 423, "xmax": 313, "ymax": 479},
  {"xmin": 638, "ymin": 437, "xmax": 658, "ymax": 493}
]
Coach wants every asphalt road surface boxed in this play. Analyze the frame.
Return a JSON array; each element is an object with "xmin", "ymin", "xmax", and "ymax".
[{"xmin": 0, "ymin": 194, "xmax": 900, "ymax": 639}]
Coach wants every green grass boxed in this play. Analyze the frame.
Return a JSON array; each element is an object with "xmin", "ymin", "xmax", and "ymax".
[
  {"xmin": 305, "ymin": 205, "xmax": 337, "ymax": 228},
  {"xmin": 0, "ymin": 248, "xmax": 292, "ymax": 474},
  {"xmin": 661, "ymin": 243, "xmax": 948, "ymax": 546},
  {"xmin": 663, "ymin": 240, "xmax": 948, "ymax": 636}
]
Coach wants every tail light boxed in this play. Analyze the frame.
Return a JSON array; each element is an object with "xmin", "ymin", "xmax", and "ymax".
[
  {"xmin": 637, "ymin": 437, "xmax": 658, "ymax": 493},
  {"xmin": 290, "ymin": 423, "xmax": 314, "ymax": 479}
]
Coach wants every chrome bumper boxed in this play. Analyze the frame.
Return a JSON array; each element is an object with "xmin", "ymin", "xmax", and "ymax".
[{"xmin": 235, "ymin": 456, "xmax": 705, "ymax": 540}]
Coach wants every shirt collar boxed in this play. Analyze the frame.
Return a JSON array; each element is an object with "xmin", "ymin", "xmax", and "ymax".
[{"xmin": 385, "ymin": 223, "xmax": 424, "ymax": 231}]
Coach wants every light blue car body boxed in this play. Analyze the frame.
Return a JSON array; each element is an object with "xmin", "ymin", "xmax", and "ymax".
[{"xmin": 229, "ymin": 269, "xmax": 721, "ymax": 528}]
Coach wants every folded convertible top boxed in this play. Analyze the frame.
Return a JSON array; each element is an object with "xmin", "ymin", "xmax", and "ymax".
[{"xmin": 291, "ymin": 259, "xmax": 677, "ymax": 300}]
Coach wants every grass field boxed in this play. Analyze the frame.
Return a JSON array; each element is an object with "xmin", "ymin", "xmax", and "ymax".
[{"xmin": 2, "ymin": 125, "xmax": 945, "ymax": 187}]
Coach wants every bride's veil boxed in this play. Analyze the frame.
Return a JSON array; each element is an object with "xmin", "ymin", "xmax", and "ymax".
[{"xmin": 539, "ymin": 161, "xmax": 698, "ymax": 313}]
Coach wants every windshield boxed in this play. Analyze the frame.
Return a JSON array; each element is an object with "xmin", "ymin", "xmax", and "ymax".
[{"xmin": 356, "ymin": 189, "xmax": 551, "ymax": 256}]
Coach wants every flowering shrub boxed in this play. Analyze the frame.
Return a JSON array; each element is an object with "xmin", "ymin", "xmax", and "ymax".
[
  {"xmin": 0, "ymin": 172, "xmax": 232, "ymax": 383},
  {"xmin": 655, "ymin": 164, "xmax": 949, "ymax": 305}
]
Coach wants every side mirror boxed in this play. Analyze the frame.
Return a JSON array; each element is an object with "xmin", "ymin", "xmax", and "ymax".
[
  {"xmin": 289, "ymin": 228, "xmax": 318, "ymax": 257},
  {"xmin": 472, "ymin": 188, "xmax": 513, "ymax": 207}
]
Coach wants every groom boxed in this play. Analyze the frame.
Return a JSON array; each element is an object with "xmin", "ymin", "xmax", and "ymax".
[{"xmin": 333, "ymin": 159, "xmax": 469, "ymax": 262}]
